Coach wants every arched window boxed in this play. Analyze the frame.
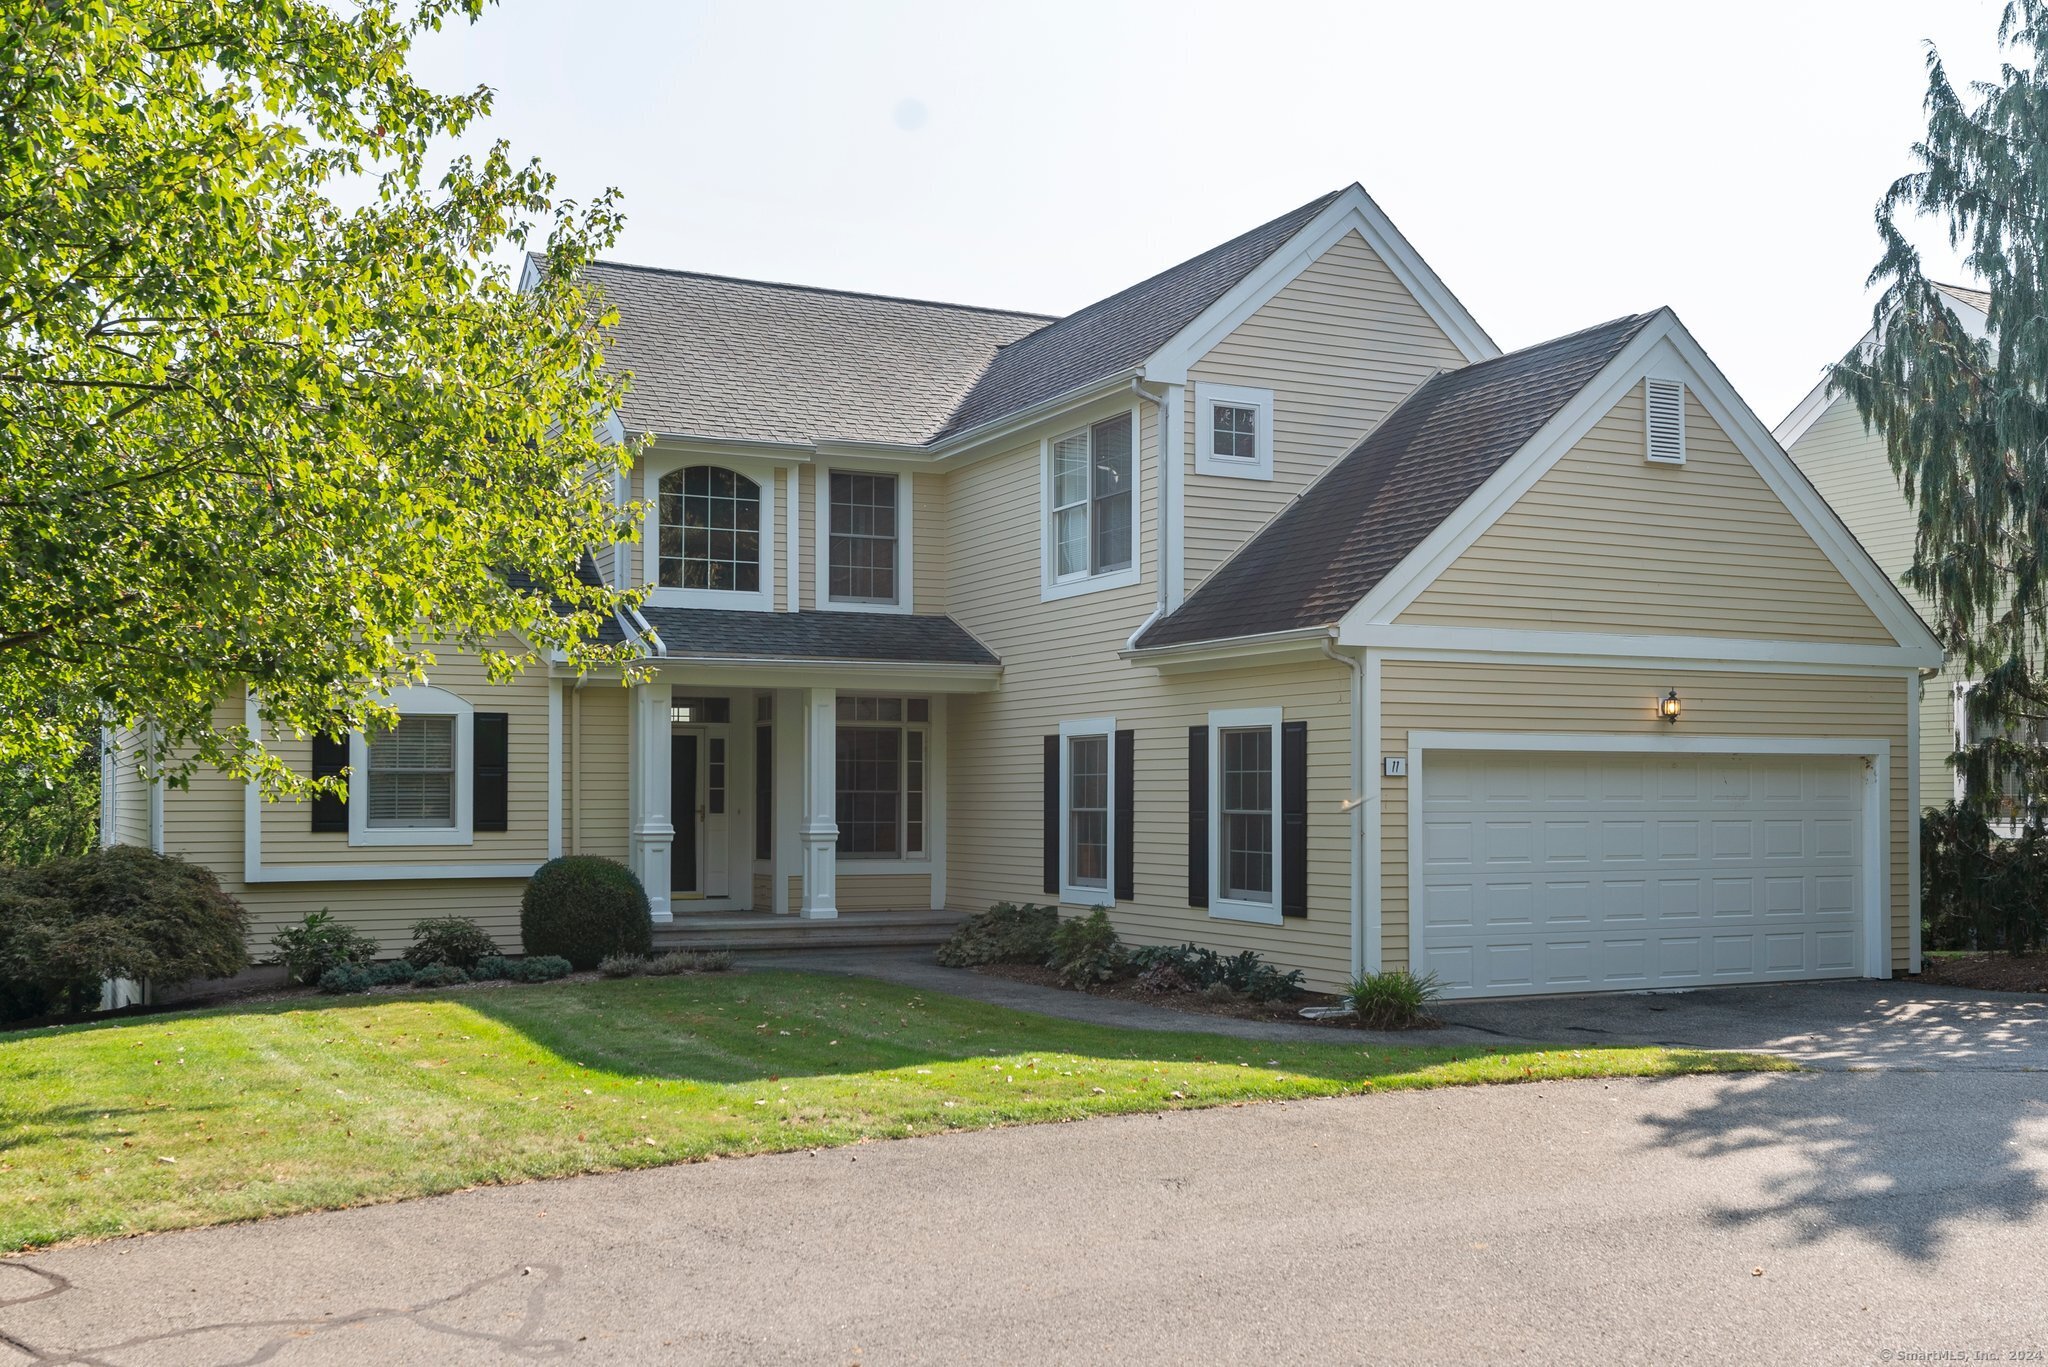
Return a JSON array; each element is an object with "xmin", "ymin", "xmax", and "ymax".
[{"xmin": 659, "ymin": 466, "xmax": 761, "ymax": 591}]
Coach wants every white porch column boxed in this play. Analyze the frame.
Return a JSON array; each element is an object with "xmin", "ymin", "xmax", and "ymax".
[
  {"xmin": 629, "ymin": 681, "xmax": 674, "ymax": 923},
  {"xmin": 798, "ymin": 686, "xmax": 838, "ymax": 919}
]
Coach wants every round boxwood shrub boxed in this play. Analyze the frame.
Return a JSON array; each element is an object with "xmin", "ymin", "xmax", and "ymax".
[{"xmin": 520, "ymin": 857, "xmax": 652, "ymax": 970}]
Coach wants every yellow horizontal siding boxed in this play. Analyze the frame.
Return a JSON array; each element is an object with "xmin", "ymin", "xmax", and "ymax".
[
  {"xmin": 1402, "ymin": 388, "xmax": 1897, "ymax": 645},
  {"xmin": 1376, "ymin": 661, "xmax": 1913, "ymax": 973},
  {"xmin": 1183, "ymin": 230, "xmax": 1465, "ymax": 593}
]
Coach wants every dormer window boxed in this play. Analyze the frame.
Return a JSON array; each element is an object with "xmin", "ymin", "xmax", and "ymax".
[{"xmin": 1194, "ymin": 382, "xmax": 1275, "ymax": 480}]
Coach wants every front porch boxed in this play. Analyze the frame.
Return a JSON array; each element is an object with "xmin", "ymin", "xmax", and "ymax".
[{"xmin": 653, "ymin": 906, "xmax": 971, "ymax": 952}]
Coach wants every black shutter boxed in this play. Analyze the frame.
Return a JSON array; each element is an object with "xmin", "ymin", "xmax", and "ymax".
[
  {"xmin": 474, "ymin": 712, "xmax": 509, "ymax": 833},
  {"xmin": 1281, "ymin": 720, "xmax": 1308, "ymax": 918},
  {"xmin": 1114, "ymin": 729, "xmax": 1135, "ymax": 901},
  {"xmin": 310, "ymin": 732, "xmax": 348, "ymax": 833},
  {"xmin": 1043, "ymin": 735, "xmax": 1060, "ymax": 895},
  {"xmin": 1187, "ymin": 726, "xmax": 1208, "ymax": 908}
]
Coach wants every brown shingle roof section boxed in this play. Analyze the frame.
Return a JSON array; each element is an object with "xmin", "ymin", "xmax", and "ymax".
[
  {"xmin": 1134, "ymin": 312, "xmax": 1659, "ymax": 650},
  {"xmin": 579, "ymin": 262, "xmax": 1051, "ymax": 445},
  {"xmin": 637, "ymin": 608, "xmax": 998, "ymax": 666},
  {"xmin": 935, "ymin": 189, "xmax": 1346, "ymax": 439}
]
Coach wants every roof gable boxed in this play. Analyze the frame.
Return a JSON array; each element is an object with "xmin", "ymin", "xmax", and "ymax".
[{"xmin": 1133, "ymin": 314, "xmax": 1654, "ymax": 650}]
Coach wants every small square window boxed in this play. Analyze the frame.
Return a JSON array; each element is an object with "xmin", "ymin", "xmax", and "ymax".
[{"xmin": 1195, "ymin": 384, "xmax": 1274, "ymax": 481}]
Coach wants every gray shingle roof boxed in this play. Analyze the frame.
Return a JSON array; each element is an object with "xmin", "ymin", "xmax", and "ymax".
[
  {"xmin": 934, "ymin": 189, "xmax": 1346, "ymax": 439},
  {"xmin": 1935, "ymin": 281, "xmax": 1991, "ymax": 315},
  {"xmin": 636, "ymin": 608, "xmax": 998, "ymax": 666},
  {"xmin": 580, "ymin": 263, "xmax": 1051, "ymax": 445},
  {"xmin": 1134, "ymin": 313, "xmax": 1658, "ymax": 650}
]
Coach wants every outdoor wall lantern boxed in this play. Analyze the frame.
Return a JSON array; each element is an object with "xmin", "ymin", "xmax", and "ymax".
[{"xmin": 1658, "ymin": 689, "xmax": 1682, "ymax": 725}]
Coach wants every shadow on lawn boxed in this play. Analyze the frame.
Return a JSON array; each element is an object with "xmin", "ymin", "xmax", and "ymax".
[{"xmin": 1636, "ymin": 1069, "xmax": 2048, "ymax": 1261}]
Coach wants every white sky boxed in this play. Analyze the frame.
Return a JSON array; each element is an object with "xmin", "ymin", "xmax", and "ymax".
[{"xmin": 409, "ymin": 0, "xmax": 2010, "ymax": 426}]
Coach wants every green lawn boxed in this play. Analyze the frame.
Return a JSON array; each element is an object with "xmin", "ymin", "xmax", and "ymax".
[{"xmin": 0, "ymin": 971, "xmax": 1789, "ymax": 1250}]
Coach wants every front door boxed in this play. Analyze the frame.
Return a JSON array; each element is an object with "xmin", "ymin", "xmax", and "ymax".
[{"xmin": 670, "ymin": 732, "xmax": 700, "ymax": 896}]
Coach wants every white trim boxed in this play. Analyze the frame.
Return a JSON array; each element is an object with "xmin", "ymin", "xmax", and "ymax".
[
  {"xmin": 785, "ymin": 464, "xmax": 800, "ymax": 613},
  {"xmin": 814, "ymin": 462, "xmax": 914, "ymax": 613},
  {"xmin": 1057, "ymin": 716, "xmax": 1117, "ymax": 909},
  {"xmin": 547, "ymin": 679, "xmax": 564, "ymax": 860},
  {"xmin": 1193, "ymin": 382, "xmax": 1275, "ymax": 481},
  {"xmin": 1335, "ymin": 311, "xmax": 1945, "ymax": 661},
  {"xmin": 1361, "ymin": 649, "xmax": 1383, "ymax": 974},
  {"xmin": 640, "ymin": 451, "xmax": 779, "ymax": 612},
  {"xmin": 1402, "ymin": 730, "xmax": 1892, "ymax": 987},
  {"xmin": 348, "ymin": 685, "xmax": 473, "ymax": 848},
  {"xmin": 1908, "ymin": 671, "xmax": 1923, "ymax": 974},
  {"xmin": 1162, "ymin": 383, "xmax": 1186, "ymax": 611},
  {"xmin": 1773, "ymin": 368, "xmax": 1848, "ymax": 450},
  {"xmin": 245, "ymin": 861, "xmax": 542, "ymax": 884},
  {"xmin": 1039, "ymin": 405, "xmax": 1144, "ymax": 602},
  {"xmin": 1207, "ymin": 705, "xmax": 1285, "ymax": 926},
  {"xmin": 1339, "ymin": 621, "xmax": 1941, "ymax": 671},
  {"xmin": 1145, "ymin": 185, "xmax": 1499, "ymax": 382}
]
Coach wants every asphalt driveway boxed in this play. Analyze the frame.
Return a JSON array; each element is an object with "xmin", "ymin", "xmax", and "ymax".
[{"xmin": 4, "ymin": 974, "xmax": 2045, "ymax": 1365}]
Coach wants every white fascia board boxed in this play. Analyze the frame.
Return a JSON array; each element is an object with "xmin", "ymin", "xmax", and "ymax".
[
  {"xmin": 1343, "ymin": 622, "xmax": 1941, "ymax": 671},
  {"xmin": 1121, "ymin": 626, "xmax": 1334, "ymax": 670},
  {"xmin": 1143, "ymin": 185, "xmax": 1499, "ymax": 385},
  {"xmin": 1336, "ymin": 309, "xmax": 1944, "ymax": 660},
  {"xmin": 926, "ymin": 370, "xmax": 1143, "ymax": 466}
]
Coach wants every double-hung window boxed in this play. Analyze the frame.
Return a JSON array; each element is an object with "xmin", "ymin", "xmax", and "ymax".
[
  {"xmin": 1206, "ymin": 707, "xmax": 1283, "ymax": 924},
  {"xmin": 1045, "ymin": 412, "xmax": 1136, "ymax": 597},
  {"xmin": 345, "ymin": 685, "xmax": 478, "ymax": 848},
  {"xmin": 366, "ymin": 716, "xmax": 456, "ymax": 829},
  {"xmin": 834, "ymin": 695, "xmax": 931, "ymax": 860},
  {"xmin": 1057, "ymin": 717, "xmax": 1117, "ymax": 905},
  {"xmin": 825, "ymin": 470, "xmax": 903, "ymax": 608}
]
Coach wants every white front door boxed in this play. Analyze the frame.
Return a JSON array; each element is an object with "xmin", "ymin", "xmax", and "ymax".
[{"xmin": 1416, "ymin": 750, "xmax": 1865, "ymax": 998}]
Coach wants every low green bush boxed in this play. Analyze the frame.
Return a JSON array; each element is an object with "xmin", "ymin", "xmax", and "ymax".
[
  {"xmin": 645, "ymin": 948, "xmax": 732, "ymax": 976},
  {"xmin": 317, "ymin": 963, "xmax": 373, "ymax": 995},
  {"xmin": 505, "ymin": 954, "xmax": 571, "ymax": 983},
  {"xmin": 1346, "ymin": 969, "xmax": 1441, "ymax": 1030},
  {"xmin": 364, "ymin": 959, "xmax": 417, "ymax": 987},
  {"xmin": 597, "ymin": 953, "xmax": 646, "ymax": 978},
  {"xmin": 269, "ymin": 910, "xmax": 378, "ymax": 986},
  {"xmin": 1923, "ymin": 802, "xmax": 2048, "ymax": 954},
  {"xmin": 1126, "ymin": 943, "xmax": 1305, "ymax": 1002},
  {"xmin": 0, "ymin": 846, "xmax": 248, "ymax": 1021},
  {"xmin": 473, "ymin": 955, "xmax": 511, "ymax": 981},
  {"xmin": 404, "ymin": 916, "xmax": 499, "ymax": 972},
  {"xmin": 1046, "ymin": 908, "xmax": 1127, "ymax": 989},
  {"xmin": 935, "ymin": 902, "xmax": 1058, "ymax": 968},
  {"xmin": 520, "ymin": 857, "xmax": 653, "ymax": 970},
  {"xmin": 410, "ymin": 963, "xmax": 471, "ymax": 989}
]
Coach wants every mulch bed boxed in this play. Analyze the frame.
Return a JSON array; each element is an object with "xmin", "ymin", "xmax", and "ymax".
[
  {"xmin": 1914, "ymin": 952, "xmax": 2048, "ymax": 994},
  {"xmin": 969, "ymin": 961, "xmax": 1439, "ymax": 1030}
]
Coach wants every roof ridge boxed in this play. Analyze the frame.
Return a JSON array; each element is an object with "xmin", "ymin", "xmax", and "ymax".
[{"xmin": 581, "ymin": 257, "xmax": 1059, "ymax": 322}]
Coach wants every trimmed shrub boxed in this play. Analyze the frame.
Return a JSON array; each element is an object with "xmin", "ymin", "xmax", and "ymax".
[
  {"xmin": 1346, "ymin": 969, "xmax": 1442, "ymax": 1030},
  {"xmin": 269, "ymin": 910, "xmax": 378, "ymax": 986},
  {"xmin": 520, "ymin": 857, "xmax": 653, "ymax": 970},
  {"xmin": 0, "ymin": 846, "xmax": 248, "ymax": 1021},
  {"xmin": 598, "ymin": 953, "xmax": 646, "ymax": 978},
  {"xmin": 506, "ymin": 954, "xmax": 571, "ymax": 983},
  {"xmin": 364, "ymin": 959, "xmax": 417, "ymax": 987},
  {"xmin": 318, "ymin": 963, "xmax": 373, "ymax": 995},
  {"xmin": 410, "ymin": 963, "xmax": 472, "ymax": 989},
  {"xmin": 935, "ymin": 902, "xmax": 1058, "ymax": 968},
  {"xmin": 404, "ymin": 916, "xmax": 499, "ymax": 971},
  {"xmin": 1046, "ymin": 908, "xmax": 1127, "ymax": 989},
  {"xmin": 473, "ymin": 955, "xmax": 511, "ymax": 981}
]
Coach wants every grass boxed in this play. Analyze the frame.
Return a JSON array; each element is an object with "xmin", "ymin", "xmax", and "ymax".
[{"xmin": 0, "ymin": 971, "xmax": 1790, "ymax": 1251}]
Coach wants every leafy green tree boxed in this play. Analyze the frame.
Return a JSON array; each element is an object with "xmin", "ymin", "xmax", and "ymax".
[
  {"xmin": 0, "ymin": 0, "xmax": 643, "ymax": 799},
  {"xmin": 1832, "ymin": 0, "xmax": 2048, "ymax": 818}
]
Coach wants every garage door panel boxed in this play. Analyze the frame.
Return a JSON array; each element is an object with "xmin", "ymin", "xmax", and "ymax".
[{"xmin": 1419, "ymin": 751, "xmax": 1865, "ymax": 998}]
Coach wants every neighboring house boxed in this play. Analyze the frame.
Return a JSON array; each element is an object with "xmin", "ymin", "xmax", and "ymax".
[
  {"xmin": 112, "ymin": 184, "xmax": 1942, "ymax": 998},
  {"xmin": 1774, "ymin": 283, "xmax": 1982, "ymax": 814}
]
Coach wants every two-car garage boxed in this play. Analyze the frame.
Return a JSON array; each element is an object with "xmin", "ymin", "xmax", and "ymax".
[{"xmin": 1411, "ymin": 744, "xmax": 1882, "ymax": 999}]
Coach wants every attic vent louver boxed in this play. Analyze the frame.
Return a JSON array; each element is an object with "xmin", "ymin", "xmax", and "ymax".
[{"xmin": 1645, "ymin": 378, "xmax": 1686, "ymax": 465}]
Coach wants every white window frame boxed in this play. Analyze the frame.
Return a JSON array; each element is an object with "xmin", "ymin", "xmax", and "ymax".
[
  {"xmin": 832, "ymin": 695, "xmax": 934, "ymax": 867},
  {"xmin": 1193, "ymin": 382, "xmax": 1275, "ymax": 481},
  {"xmin": 1208, "ymin": 706, "xmax": 1283, "ymax": 926},
  {"xmin": 349, "ymin": 685, "xmax": 474, "ymax": 848},
  {"xmin": 1058, "ymin": 715, "xmax": 1116, "ymax": 908},
  {"xmin": 1040, "ymin": 406, "xmax": 1142, "ymax": 602},
  {"xmin": 642, "ymin": 453, "xmax": 778, "ymax": 611},
  {"xmin": 815, "ymin": 464, "xmax": 913, "ymax": 614}
]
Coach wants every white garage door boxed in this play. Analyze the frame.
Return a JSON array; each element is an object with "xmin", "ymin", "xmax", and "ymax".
[{"xmin": 1416, "ymin": 750, "xmax": 1865, "ymax": 998}]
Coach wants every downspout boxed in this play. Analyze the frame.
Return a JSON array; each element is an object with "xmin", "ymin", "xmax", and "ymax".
[
  {"xmin": 1124, "ymin": 377, "xmax": 1170, "ymax": 649},
  {"xmin": 1321, "ymin": 634, "xmax": 1368, "ymax": 980}
]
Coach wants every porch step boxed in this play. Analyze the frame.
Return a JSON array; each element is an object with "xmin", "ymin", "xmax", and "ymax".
[{"xmin": 652, "ymin": 908, "xmax": 970, "ymax": 953}]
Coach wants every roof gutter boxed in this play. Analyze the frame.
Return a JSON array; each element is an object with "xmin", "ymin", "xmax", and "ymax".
[{"xmin": 1121, "ymin": 623, "xmax": 1332, "ymax": 664}]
